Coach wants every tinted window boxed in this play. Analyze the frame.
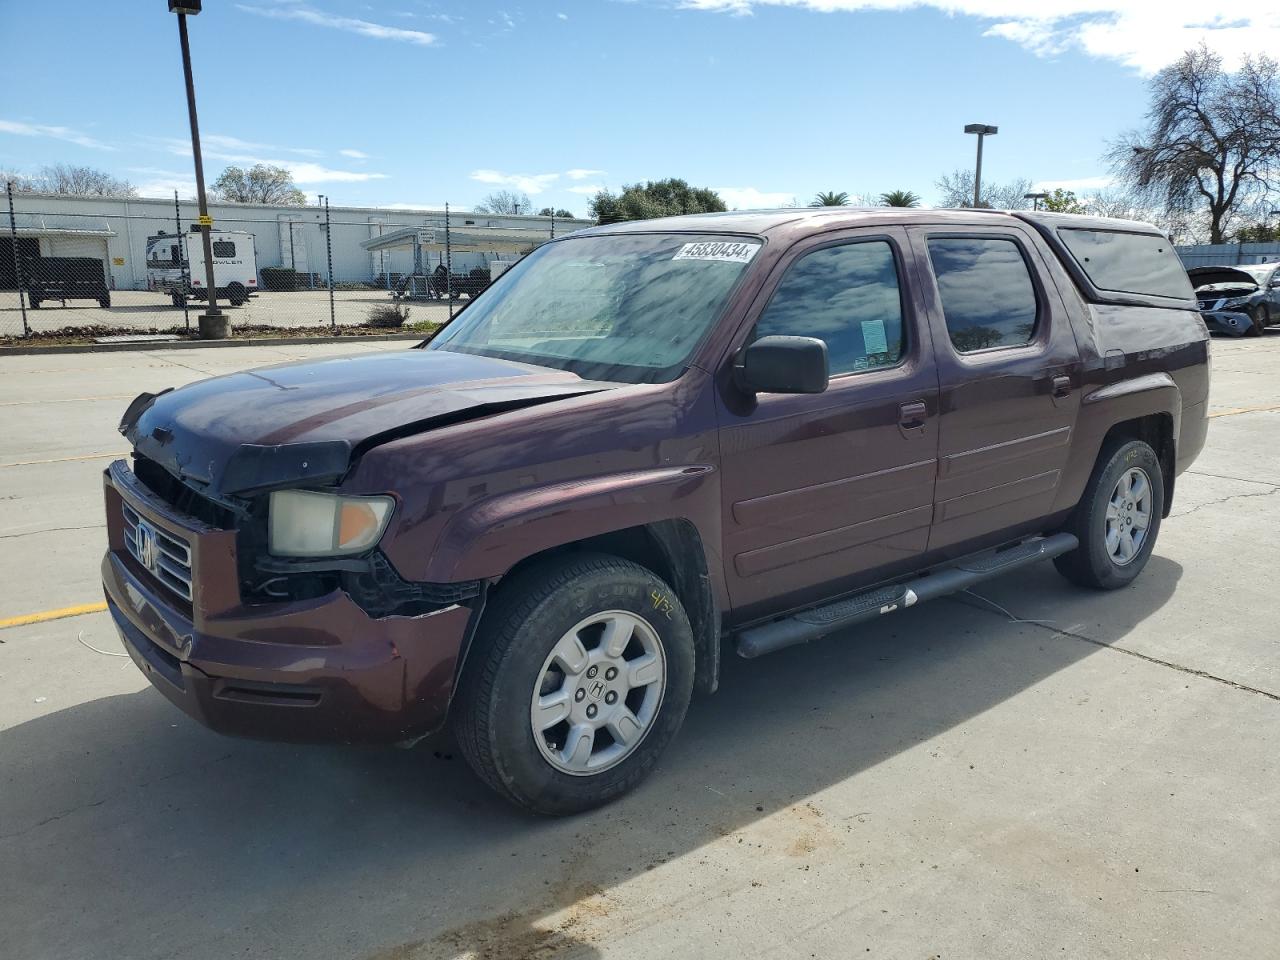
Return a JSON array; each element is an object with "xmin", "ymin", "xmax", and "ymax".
[
  {"xmin": 754, "ymin": 241, "xmax": 904, "ymax": 375},
  {"xmin": 927, "ymin": 237, "xmax": 1038, "ymax": 352},
  {"xmin": 1058, "ymin": 228, "xmax": 1193, "ymax": 299},
  {"xmin": 212, "ymin": 240, "xmax": 236, "ymax": 258}
]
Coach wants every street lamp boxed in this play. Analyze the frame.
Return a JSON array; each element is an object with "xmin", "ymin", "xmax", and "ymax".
[
  {"xmin": 1024, "ymin": 191, "xmax": 1048, "ymax": 211},
  {"xmin": 964, "ymin": 123, "xmax": 998, "ymax": 207},
  {"xmin": 167, "ymin": 0, "xmax": 226, "ymax": 339}
]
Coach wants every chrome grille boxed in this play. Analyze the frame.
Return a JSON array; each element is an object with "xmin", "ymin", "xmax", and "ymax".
[{"xmin": 122, "ymin": 502, "xmax": 193, "ymax": 601}]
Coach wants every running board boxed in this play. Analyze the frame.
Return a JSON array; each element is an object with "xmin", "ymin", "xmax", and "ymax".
[{"xmin": 734, "ymin": 533, "xmax": 1079, "ymax": 659}]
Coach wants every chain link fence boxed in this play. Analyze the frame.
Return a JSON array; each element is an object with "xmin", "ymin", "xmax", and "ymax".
[{"xmin": 2, "ymin": 187, "xmax": 579, "ymax": 342}]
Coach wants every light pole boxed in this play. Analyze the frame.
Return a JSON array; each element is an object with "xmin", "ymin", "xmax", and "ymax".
[
  {"xmin": 168, "ymin": 0, "xmax": 226, "ymax": 339},
  {"xmin": 1024, "ymin": 191, "xmax": 1048, "ymax": 212},
  {"xmin": 964, "ymin": 123, "xmax": 998, "ymax": 207}
]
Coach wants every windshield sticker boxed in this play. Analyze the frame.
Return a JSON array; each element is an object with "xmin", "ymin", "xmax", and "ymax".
[{"xmin": 672, "ymin": 241, "xmax": 760, "ymax": 264}]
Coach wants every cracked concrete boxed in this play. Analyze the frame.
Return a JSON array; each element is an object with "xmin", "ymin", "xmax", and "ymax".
[{"xmin": 2, "ymin": 333, "xmax": 1278, "ymax": 960}]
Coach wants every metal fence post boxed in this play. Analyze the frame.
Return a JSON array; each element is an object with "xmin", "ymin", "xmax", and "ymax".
[
  {"xmin": 550, "ymin": 211, "xmax": 556, "ymax": 240},
  {"xmin": 322, "ymin": 195, "xmax": 335, "ymax": 330},
  {"xmin": 174, "ymin": 190, "xmax": 190, "ymax": 331},
  {"xmin": 5, "ymin": 183, "xmax": 29, "ymax": 337},
  {"xmin": 445, "ymin": 202, "xmax": 453, "ymax": 320}
]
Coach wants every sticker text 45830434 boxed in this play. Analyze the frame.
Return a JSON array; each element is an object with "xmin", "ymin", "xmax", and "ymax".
[{"xmin": 672, "ymin": 241, "xmax": 761, "ymax": 264}]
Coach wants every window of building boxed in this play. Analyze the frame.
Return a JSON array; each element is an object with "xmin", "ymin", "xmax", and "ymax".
[
  {"xmin": 927, "ymin": 237, "xmax": 1038, "ymax": 352},
  {"xmin": 754, "ymin": 241, "xmax": 905, "ymax": 375}
]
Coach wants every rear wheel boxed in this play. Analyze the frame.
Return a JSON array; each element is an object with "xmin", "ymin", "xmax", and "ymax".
[
  {"xmin": 227, "ymin": 283, "xmax": 247, "ymax": 307},
  {"xmin": 1055, "ymin": 438, "xmax": 1164, "ymax": 589},
  {"xmin": 454, "ymin": 553, "xmax": 695, "ymax": 816},
  {"xmin": 98, "ymin": 295, "xmax": 111, "ymax": 308},
  {"xmin": 29, "ymin": 298, "xmax": 40, "ymax": 309}
]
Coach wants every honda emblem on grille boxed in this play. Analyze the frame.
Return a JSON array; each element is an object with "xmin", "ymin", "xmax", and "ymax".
[{"xmin": 134, "ymin": 520, "xmax": 160, "ymax": 575}]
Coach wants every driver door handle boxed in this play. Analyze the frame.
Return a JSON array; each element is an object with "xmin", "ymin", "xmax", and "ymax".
[{"xmin": 898, "ymin": 400, "xmax": 927, "ymax": 429}]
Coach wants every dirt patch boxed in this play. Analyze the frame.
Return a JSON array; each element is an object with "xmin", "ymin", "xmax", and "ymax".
[{"xmin": 0, "ymin": 321, "xmax": 441, "ymax": 349}]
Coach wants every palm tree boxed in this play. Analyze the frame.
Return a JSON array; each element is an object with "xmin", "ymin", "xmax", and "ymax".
[
  {"xmin": 810, "ymin": 191, "xmax": 850, "ymax": 207},
  {"xmin": 880, "ymin": 190, "xmax": 921, "ymax": 207}
]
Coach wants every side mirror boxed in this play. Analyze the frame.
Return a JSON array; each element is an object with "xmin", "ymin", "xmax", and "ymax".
[{"xmin": 735, "ymin": 335, "xmax": 829, "ymax": 395}]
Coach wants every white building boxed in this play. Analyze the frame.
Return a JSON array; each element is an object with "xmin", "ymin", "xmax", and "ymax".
[{"xmin": 1, "ymin": 192, "xmax": 594, "ymax": 291}]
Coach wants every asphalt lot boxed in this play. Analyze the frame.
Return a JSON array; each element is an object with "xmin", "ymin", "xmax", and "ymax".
[
  {"xmin": 0, "ymin": 289, "xmax": 459, "ymax": 336},
  {"xmin": 1, "ymin": 333, "xmax": 1278, "ymax": 959}
]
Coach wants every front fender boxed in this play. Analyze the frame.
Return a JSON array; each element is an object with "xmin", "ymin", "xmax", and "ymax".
[{"xmin": 422, "ymin": 464, "xmax": 721, "ymax": 585}]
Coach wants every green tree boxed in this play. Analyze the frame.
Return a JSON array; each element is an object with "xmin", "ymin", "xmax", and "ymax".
[
  {"xmin": 810, "ymin": 190, "xmax": 850, "ymax": 207},
  {"xmin": 1111, "ymin": 45, "xmax": 1280, "ymax": 243},
  {"xmin": 1041, "ymin": 188, "xmax": 1087, "ymax": 214},
  {"xmin": 879, "ymin": 190, "xmax": 921, "ymax": 207},
  {"xmin": 212, "ymin": 164, "xmax": 305, "ymax": 205},
  {"xmin": 537, "ymin": 206, "xmax": 574, "ymax": 218},
  {"xmin": 588, "ymin": 178, "xmax": 726, "ymax": 223}
]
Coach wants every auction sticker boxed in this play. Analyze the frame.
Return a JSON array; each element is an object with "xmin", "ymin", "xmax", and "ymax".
[{"xmin": 672, "ymin": 240, "xmax": 760, "ymax": 264}]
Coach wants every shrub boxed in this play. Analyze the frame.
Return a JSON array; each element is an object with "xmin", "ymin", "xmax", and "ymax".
[{"xmin": 367, "ymin": 302, "xmax": 411, "ymax": 328}]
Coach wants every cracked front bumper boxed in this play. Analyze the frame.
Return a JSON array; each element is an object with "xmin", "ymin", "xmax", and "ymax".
[
  {"xmin": 102, "ymin": 460, "xmax": 475, "ymax": 744},
  {"xmin": 1201, "ymin": 310, "xmax": 1252, "ymax": 336}
]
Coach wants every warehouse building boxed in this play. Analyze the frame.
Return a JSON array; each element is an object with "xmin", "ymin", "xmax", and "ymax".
[{"xmin": 0, "ymin": 192, "xmax": 594, "ymax": 291}]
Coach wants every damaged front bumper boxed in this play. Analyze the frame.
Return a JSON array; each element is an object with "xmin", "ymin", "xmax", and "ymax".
[
  {"xmin": 102, "ymin": 459, "xmax": 477, "ymax": 744},
  {"xmin": 1200, "ymin": 310, "xmax": 1253, "ymax": 336}
]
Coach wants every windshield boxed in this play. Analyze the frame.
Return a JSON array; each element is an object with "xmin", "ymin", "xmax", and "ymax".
[{"xmin": 427, "ymin": 233, "xmax": 762, "ymax": 383}]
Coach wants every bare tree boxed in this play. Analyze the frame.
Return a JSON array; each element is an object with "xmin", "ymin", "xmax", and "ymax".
[
  {"xmin": 17, "ymin": 163, "xmax": 137, "ymax": 197},
  {"xmin": 1110, "ymin": 45, "xmax": 1280, "ymax": 244},
  {"xmin": 211, "ymin": 164, "xmax": 306, "ymax": 205},
  {"xmin": 935, "ymin": 169, "xmax": 1032, "ymax": 209},
  {"xmin": 474, "ymin": 190, "xmax": 533, "ymax": 215},
  {"xmin": 0, "ymin": 170, "xmax": 37, "ymax": 192}
]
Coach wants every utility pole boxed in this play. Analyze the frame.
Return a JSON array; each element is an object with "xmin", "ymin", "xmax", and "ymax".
[
  {"xmin": 964, "ymin": 123, "xmax": 998, "ymax": 208},
  {"xmin": 169, "ymin": 1, "xmax": 227, "ymax": 338}
]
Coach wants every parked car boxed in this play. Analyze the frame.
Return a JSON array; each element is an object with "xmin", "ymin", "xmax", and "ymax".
[
  {"xmin": 1188, "ymin": 263, "xmax": 1280, "ymax": 336},
  {"xmin": 27, "ymin": 257, "xmax": 110, "ymax": 309},
  {"xmin": 104, "ymin": 209, "xmax": 1208, "ymax": 815}
]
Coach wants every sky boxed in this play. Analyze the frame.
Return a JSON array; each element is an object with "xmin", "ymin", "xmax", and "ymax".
[{"xmin": 1, "ymin": 1, "xmax": 1277, "ymax": 216}]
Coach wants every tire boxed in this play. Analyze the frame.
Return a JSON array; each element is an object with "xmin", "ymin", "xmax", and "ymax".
[
  {"xmin": 29, "ymin": 298, "xmax": 40, "ymax": 309},
  {"xmin": 1054, "ymin": 438, "xmax": 1164, "ymax": 589},
  {"xmin": 171, "ymin": 293, "xmax": 186, "ymax": 307},
  {"xmin": 454, "ymin": 553, "xmax": 695, "ymax": 816},
  {"xmin": 227, "ymin": 283, "xmax": 247, "ymax": 307},
  {"xmin": 1249, "ymin": 305, "xmax": 1269, "ymax": 336},
  {"xmin": 99, "ymin": 296, "xmax": 111, "ymax": 309}
]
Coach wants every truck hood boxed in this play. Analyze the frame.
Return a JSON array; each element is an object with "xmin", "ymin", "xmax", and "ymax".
[{"xmin": 121, "ymin": 348, "xmax": 612, "ymax": 497}]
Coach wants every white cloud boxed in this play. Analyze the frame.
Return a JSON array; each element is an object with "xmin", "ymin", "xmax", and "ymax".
[
  {"xmin": 566, "ymin": 168, "xmax": 605, "ymax": 180},
  {"xmin": 1034, "ymin": 175, "xmax": 1116, "ymax": 192},
  {"xmin": 130, "ymin": 167, "xmax": 197, "ymax": 199},
  {"xmin": 203, "ymin": 134, "xmax": 323, "ymax": 157},
  {"xmin": 236, "ymin": 3, "xmax": 437, "ymax": 45},
  {"xmin": 566, "ymin": 184, "xmax": 605, "ymax": 195},
  {"xmin": 716, "ymin": 186, "xmax": 796, "ymax": 209},
  {"xmin": 470, "ymin": 169, "xmax": 560, "ymax": 194},
  {"xmin": 680, "ymin": 2, "xmax": 1280, "ymax": 74},
  {"xmin": 339, "ymin": 148, "xmax": 370, "ymax": 159},
  {"xmin": 557, "ymin": 12, "xmax": 569, "ymax": 19},
  {"xmin": 158, "ymin": 136, "xmax": 387, "ymax": 184},
  {"xmin": 0, "ymin": 118, "xmax": 113, "ymax": 150}
]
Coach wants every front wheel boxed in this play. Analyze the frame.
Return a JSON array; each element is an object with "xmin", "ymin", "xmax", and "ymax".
[
  {"xmin": 1249, "ymin": 305, "xmax": 1269, "ymax": 336},
  {"xmin": 453, "ymin": 554, "xmax": 695, "ymax": 816},
  {"xmin": 1055, "ymin": 438, "xmax": 1164, "ymax": 589}
]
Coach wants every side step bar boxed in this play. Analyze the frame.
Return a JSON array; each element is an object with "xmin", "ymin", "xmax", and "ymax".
[{"xmin": 735, "ymin": 533, "xmax": 1079, "ymax": 659}]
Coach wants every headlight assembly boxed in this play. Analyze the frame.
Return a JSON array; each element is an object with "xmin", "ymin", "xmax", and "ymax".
[{"xmin": 268, "ymin": 490, "xmax": 395, "ymax": 557}]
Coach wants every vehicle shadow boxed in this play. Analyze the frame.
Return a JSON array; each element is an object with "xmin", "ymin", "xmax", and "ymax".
[{"xmin": 1, "ymin": 556, "xmax": 1182, "ymax": 960}]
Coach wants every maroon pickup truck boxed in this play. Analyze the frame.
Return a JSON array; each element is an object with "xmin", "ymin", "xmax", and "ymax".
[{"xmin": 103, "ymin": 208, "xmax": 1209, "ymax": 814}]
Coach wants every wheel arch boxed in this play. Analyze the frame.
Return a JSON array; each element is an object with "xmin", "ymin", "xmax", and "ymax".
[{"xmin": 1095, "ymin": 411, "xmax": 1177, "ymax": 518}]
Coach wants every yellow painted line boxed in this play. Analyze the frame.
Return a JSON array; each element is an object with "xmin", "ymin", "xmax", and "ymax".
[
  {"xmin": 1208, "ymin": 402, "xmax": 1280, "ymax": 419},
  {"xmin": 0, "ymin": 451, "xmax": 127, "ymax": 468},
  {"xmin": 0, "ymin": 395, "xmax": 134, "ymax": 407},
  {"xmin": 0, "ymin": 602, "xmax": 108, "ymax": 630}
]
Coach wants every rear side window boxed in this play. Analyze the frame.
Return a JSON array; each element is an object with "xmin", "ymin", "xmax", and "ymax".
[
  {"xmin": 754, "ymin": 240, "xmax": 905, "ymax": 375},
  {"xmin": 1058, "ymin": 228, "xmax": 1192, "ymax": 299},
  {"xmin": 212, "ymin": 240, "xmax": 236, "ymax": 258},
  {"xmin": 927, "ymin": 237, "xmax": 1038, "ymax": 353}
]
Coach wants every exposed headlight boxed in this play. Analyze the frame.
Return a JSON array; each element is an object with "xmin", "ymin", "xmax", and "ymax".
[
  {"xmin": 268, "ymin": 490, "xmax": 395, "ymax": 557},
  {"xmin": 1221, "ymin": 296, "xmax": 1251, "ymax": 308}
]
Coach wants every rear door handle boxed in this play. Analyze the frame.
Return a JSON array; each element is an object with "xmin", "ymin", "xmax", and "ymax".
[
  {"xmin": 1051, "ymin": 376, "xmax": 1072, "ymax": 399},
  {"xmin": 898, "ymin": 400, "xmax": 927, "ymax": 429}
]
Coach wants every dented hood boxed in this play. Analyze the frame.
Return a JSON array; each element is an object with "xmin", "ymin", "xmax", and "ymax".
[{"xmin": 121, "ymin": 349, "xmax": 611, "ymax": 496}]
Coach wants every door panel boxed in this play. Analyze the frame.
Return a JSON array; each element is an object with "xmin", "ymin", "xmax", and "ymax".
[
  {"xmin": 715, "ymin": 227, "xmax": 939, "ymax": 621},
  {"xmin": 907, "ymin": 226, "xmax": 1082, "ymax": 551}
]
